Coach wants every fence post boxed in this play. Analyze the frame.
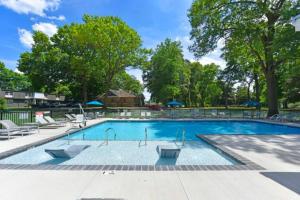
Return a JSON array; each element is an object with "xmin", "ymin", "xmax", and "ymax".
[
  {"xmin": 0, "ymin": 111, "xmax": 2, "ymax": 120},
  {"xmin": 30, "ymin": 111, "xmax": 33, "ymax": 122}
]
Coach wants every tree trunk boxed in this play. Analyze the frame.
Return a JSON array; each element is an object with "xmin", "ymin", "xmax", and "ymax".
[
  {"xmin": 247, "ymin": 82, "xmax": 251, "ymax": 101},
  {"xmin": 253, "ymin": 73, "xmax": 260, "ymax": 102},
  {"xmin": 265, "ymin": 70, "xmax": 279, "ymax": 117},
  {"xmin": 283, "ymin": 100, "xmax": 288, "ymax": 109},
  {"xmin": 82, "ymin": 81, "xmax": 88, "ymax": 102}
]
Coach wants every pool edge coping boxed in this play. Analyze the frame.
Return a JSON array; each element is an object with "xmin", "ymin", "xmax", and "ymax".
[{"xmin": 0, "ymin": 119, "xmax": 266, "ymax": 171}]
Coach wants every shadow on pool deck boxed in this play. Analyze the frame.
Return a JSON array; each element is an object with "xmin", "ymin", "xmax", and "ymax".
[
  {"xmin": 206, "ymin": 135, "xmax": 300, "ymax": 166},
  {"xmin": 40, "ymin": 158, "xmax": 69, "ymax": 165},
  {"xmin": 155, "ymin": 157, "xmax": 177, "ymax": 165},
  {"xmin": 261, "ymin": 172, "xmax": 300, "ymax": 195}
]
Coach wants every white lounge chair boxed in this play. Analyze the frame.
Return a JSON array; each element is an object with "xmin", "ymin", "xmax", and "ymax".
[
  {"xmin": 146, "ymin": 112, "xmax": 151, "ymax": 118},
  {"xmin": 0, "ymin": 128, "xmax": 21, "ymax": 139},
  {"xmin": 211, "ymin": 110, "xmax": 218, "ymax": 118},
  {"xmin": 70, "ymin": 114, "xmax": 86, "ymax": 128},
  {"xmin": 96, "ymin": 112, "xmax": 105, "ymax": 118},
  {"xmin": 126, "ymin": 112, "xmax": 132, "ymax": 118},
  {"xmin": 270, "ymin": 114, "xmax": 282, "ymax": 121},
  {"xmin": 36, "ymin": 116, "xmax": 64, "ymax": 128},
  {"xmin": 70, "ymin": 114, "xmax": 77, "ymax": 118},
  {"xmin": 45, "ymin": 145, "xmax": 90, "ymax": 158},
  {"xmin": 44, "ymin": 116, "xmax": 66, "ymax": 126},
  {"xmin": 141, "ymin": 112, "xmax": 146, "ymax": 118},
  {"xmin": 120, "ymin": 112, "xmax": 126, "ymax": 118},
  {"xmin": 0, "ymin": 120, "xmax": 38, "ymax": 134},
  {"xmin": 65, "ymin": 114, "xmax": 76, "ymax": 121}
]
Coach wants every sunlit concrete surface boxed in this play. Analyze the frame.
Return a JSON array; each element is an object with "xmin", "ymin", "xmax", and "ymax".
[{"xmin": 0, "ymin": 119, "xmax": 299, "ymax": 200}]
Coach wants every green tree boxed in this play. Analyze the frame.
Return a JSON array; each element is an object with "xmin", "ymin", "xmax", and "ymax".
[
  {"xmin": 18, "ymin": 32, "xmax": 69, "ymax": 93},
  {"xmin": 0, "ymin": 61, "xmax": 31, "ymax": 91},
  {"xmin": 143, "ymin": 39, "xmax": 189, "ymax": 103},
  {"xmin": 278, "ymin": 60, "xmax": 300, "ymax": 108},
  {"xmin": 0, "ymin": 98, "xmax": 7, "ymax": 110},
  {"xmin": 18, "ymin": 15, "xmax": 146, "ymax": 102},
  {"xmin": 223, "ymin": 38, "xmax": 262, "ymax": 103},
  {"xmin": 188, "ymin": 0, "xmax": 300, "ymax": 116},
  {"xmin": 217, "ymin": 66, "xmax": 240, "ymax": 107},
  {"xmin": 235, "ymin": 85, "xmax": 250, "ymax": 105},
  {"xmin": 112, "ymin": 71, "xmax": 143, "ymax": 95},
  {"xmin": 189, "ymin": 62, "xmax": 221, "ymax": 106}
]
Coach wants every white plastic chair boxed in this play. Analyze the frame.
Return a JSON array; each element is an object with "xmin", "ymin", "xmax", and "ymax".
[
  {"xmin": 126, "ymin": 112, "xmax": 132, "ymax": 118},
  {"xmin": 146, "ymin": 112, "xmax": 151, "ymax": 118}
]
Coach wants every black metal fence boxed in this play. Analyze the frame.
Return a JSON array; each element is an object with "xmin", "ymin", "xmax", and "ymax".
[
  {"xmin": 1, "ymin": 108, "xmax": 299, "ymax": 127},
  {"xmin": 0, "ymin": 110, "xmax": 34, "ymax": 126}
]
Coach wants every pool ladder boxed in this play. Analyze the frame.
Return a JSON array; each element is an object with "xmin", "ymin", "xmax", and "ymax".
[
  {"xmin": 175, "ymin": 129, "xmax": 185, "ymax": 146},
  {"xmin": 139, "ymin": 128, "xmax": 148, "ymax": 146},
  {"xmin": 105, "ymin": 128, "xmax": 117, "ymax": 145}
]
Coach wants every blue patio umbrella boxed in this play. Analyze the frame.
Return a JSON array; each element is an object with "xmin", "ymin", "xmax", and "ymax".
[
  {"xmin": 85, "ymin": 100, "xmax": 104, "ymax": 106},
  {"xmin": 242, "ymin": 100, "xmax": 260, "ymax": 107},
  {"xmin": 167, "ymin": 100, "xmax": 183, "ymax": 107}
]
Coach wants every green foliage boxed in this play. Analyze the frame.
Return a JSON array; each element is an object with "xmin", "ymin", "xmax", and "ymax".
[
  {"xmin": 235, "ymin": 85, "xmax": 249, "ymax": 105},
  {"xmin": 188, "ymin": 0, "xmax": 300, "ymax": 115},
  {"xmin": 18, "ymin": 15, "xmax": 146, "ymax": 101},
  {"xmin": 143, "ymin": 39, "xmax": 224, "ymax": 106},
  {"xmin": 0, "ymin": 98, "xmax": 7, "ymax": 110},
  {"xmin": 144, "ymin": 39, "xmax": 189, "ymax": 103},
  {"xmin": 189, "ymin": 62, "xmax": 221, "ymax": 106},
  {"xmin": 0, "ymin": 61, "xmax": 31, "ymax": 91},
  {"xmin": 278, "ymin": 60, "xmax": 300, "ymax": 107},
  {"xmin": 112, "ymin": 71, "xmax": 143, "ymax": 95}
]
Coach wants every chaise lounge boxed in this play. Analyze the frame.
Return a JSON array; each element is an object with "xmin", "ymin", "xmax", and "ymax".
[
  {"xmin": 156, "ymin": 144, "xmax": 181, "ymax": 158},
  {"xmin": 45, "ymin": 145, "xmax": 90, "ymax": 158}
]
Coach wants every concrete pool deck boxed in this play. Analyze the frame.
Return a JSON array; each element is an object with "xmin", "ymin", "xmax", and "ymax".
[{"xmin": 0, "ymin": 118, "xmax": 299, "ymax": 199}]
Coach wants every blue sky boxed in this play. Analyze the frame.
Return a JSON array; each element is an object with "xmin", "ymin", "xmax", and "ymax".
[{"xmin": 0, "ymin": 0, "xmax": 225, "ymax": 99}]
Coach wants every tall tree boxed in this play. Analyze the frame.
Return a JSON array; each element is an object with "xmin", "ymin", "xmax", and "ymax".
[
  {"xmin": 278, "ymin": 60, "xmax": 300, "ymax": 108},
  {"xmin": 112, "ymin": 71, "xmax": 143, "ymax": 95},
  {"xmin": 18, "ymin": 32, "xmax": 68, "ymax": 93},
  {"xmin": 143, "ymin": 39, "xmax": 189, "ymax": 103},
  {"xmin": 223, "ymin": 38, "xmax": 262, "ymax": 103},
  {"xmin": 18, "ymin": 15, "xmax": 146, "ymax": 102},
  {"xmin": 0, "ymin": 61, "xmax": 31, "ymax": 91},
  {"xmin": 188, "ymin": 0, "xmax": 300, "ymax": 116},
  {"xmin": 189, "ymin": 62, "xmax": 221, "ymax": 106}
]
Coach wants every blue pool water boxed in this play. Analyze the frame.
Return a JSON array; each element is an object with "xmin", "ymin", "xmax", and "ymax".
[
  {"xmin": 0, "ymin": 140, "xmax": 238, "ymax": 165},
  {"xmin": 0, "ymin": 120, "xmax": 299, "ymax": 166},
  {"xmin": 67, "ymin": 120, "xmax": 300, "ymax": 141}
]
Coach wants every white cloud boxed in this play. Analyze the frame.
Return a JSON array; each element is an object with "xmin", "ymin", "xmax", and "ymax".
[
  {"xmin": 126, "ymin": 67, "xmax": 151, "ymax": 100},
  {"xmin": 18, "ymin": 22, "xmax": 58, "ymax": 48},
  {"xmin": 32, "ymin": 22, "xmax": 57, "ymax": 37},
  {"xmin": 47, "ymin": 15, "xmax": 65, "ymax": 21},
  {"xmin": 175, "ymin": 35, "xmax": 194, "ymax": 61},
  {"xmin": 175, "ymin": 35, "xmax": 226, "ymax": 69},
  {"xmin": 0, "ymin": 0, "xmax": 60, "ymax": 16},
  {"xmin": 0, "ymin": 58, "xmax": 17, "ymax": 69},
  {"xmin": 14, "ymin": 68, "xmax": 23, "ymax": 74},
  {"xmin": 18, "ymin": 28, "xmax": 34, "ymax": 48}
]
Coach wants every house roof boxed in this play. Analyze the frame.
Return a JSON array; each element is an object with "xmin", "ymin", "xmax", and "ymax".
[{"xmin": 101, "ymin": 89, "xmax": 137, "ymax": 98}]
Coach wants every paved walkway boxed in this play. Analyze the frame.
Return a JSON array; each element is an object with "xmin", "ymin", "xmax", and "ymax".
[{"xmin": 0, "ymin": 119, "xmax": 299, "ymax": 200}]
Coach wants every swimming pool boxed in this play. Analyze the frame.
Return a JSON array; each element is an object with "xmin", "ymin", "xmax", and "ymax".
[
  {"xmin": 67, "ymin": 120, "xmax": 300, "ymax": 141},
  {"xmin": 0, "ymin": 120, "xmax": 297, "ymax": 168}
]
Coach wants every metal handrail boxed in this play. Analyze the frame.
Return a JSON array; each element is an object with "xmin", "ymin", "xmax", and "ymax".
[
  {"xmin": 105, "ymin": 127, "xmax": 116, "ymax": 145},
  {"xmin": 67, "ymin": 132, "xmax": 70, "ymax": 145},
  {"xmin": 144, "ymin": 128, "xmax": 148, "ymax": 145},
  {"xmin": 182, "ymin": 129, "xmax": 185, "ymax": 146},
  {"xmin": 175, "ymin": 129, "xmax": 180, "ymax": 141}
]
